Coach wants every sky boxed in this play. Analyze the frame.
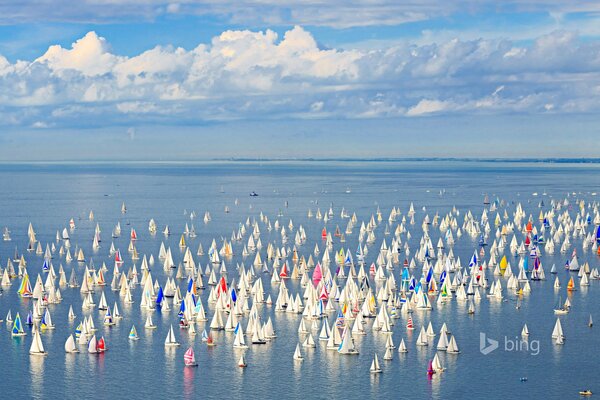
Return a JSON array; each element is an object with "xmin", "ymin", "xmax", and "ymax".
[{"xmin": 1, "ymin": 1, "xmax": 600, "ymax": 160}]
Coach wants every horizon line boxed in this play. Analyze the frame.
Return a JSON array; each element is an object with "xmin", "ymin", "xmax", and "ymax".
[{"xmin": 2, "ymin": 157, "xmax": 600, "ymax": 164}]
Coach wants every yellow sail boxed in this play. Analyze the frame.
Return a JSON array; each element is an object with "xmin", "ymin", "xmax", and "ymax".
[{"xmin": 500, "ymin": 256, "xmax": 507, "ymax": 272}]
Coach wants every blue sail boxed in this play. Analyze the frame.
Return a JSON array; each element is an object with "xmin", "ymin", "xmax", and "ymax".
[
  {"xmin": 596, "ymin": 226, "xmax": 600, "ymax": 244},
  {"xmin": 178, "ymin": 301, "xmax": 185, "ymax": 316},
  {"xmin": 439, "ymin": 270, "xmax": 447, "ymax": 285},
  {"xmin": 469, "ymin": 252, "xmax": 478, "ymax": 267},
  {"xmin": 401, "ymin": 268, "xmax": 410, "ymax": 282},
  {"xmin": 156, "ymin": 287, "xmax": 164, "ymax": 305},
  {"xmin": 409, "ymin": 277, "xmax": 417, "ymax": 292},
  {"xmin": 187, "ymin": 278, "xmax": 194, "ymax": 293},
  {"xmin": 426, "ymin": 267, "xmax": 433, "ymax": 284},
  {"xmin": 413, "ymin": 280, "xmax": 420, "ymax": 294},
  {"xmin": 12, "ymin": 314, "xmax": 22, "ymax": 334}
]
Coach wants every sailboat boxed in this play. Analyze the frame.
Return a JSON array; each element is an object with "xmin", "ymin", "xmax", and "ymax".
[
  {"xmin": 427, "ymin": 360, "xmax": 436, "ymax": 376},
  {"xmin": 432, "ymin": 353, "xmax": 444, "ymax": 372},
  {"xmin": 238, "ymin": 353, "xmax": 247, "ymax": 368},
  {"xmin": 129, "ymin": 325, "xmax": 140, "ymax": 340},
  {"xmin": 164, "ymin": 325, "xmax": 180, "ymax": 347},
  {"xmin": 233, "ymin": 323, "xmax": 248, "ymax": 349},
  {"xmin": 370, "ymin": 353, "xmax": 382, "ymax": 373},
  {"xmin": 554, "ymin": 297, "xmax": 569, "ymax": 315},
  {"xmin": 398, "ymin": 338, "xmax": 408, "ymax": 353},
  {"xmin": 521, "ymin": 324, "xmax": 529, "ymax": 337},
  {"xmin": 589, "ymin": 314, "xmax": 593, "ymax": 328},
  {"xmin": 145, "ymin": 315, "xmax": 157, "ymax": 329},
  {"xmin": 383, "ymin": 347, "xmax": 393, "ymax": 360},
  {"xmin": 65, "ymin": 334, "xmax": 79, "ymax": 353},
  {"xmin": 293, "ymin": 343, "xmax": 304, "ymax": 360},
  {"xmin": 552, "ymin": 318, "xmax": 565, "ymax": 342},
  {"xmin": 446, "ymin": 335, "xmax": 460, "ymax": 354},
  {"xmin": 338, "ymin": 327, "xmax": 359, "ymax": 355},
  {"xmin": 97, "ymin": 337, "xmax": 107, "ymax": 352},
  {"xmin": 68, "ymin": 305, "xmax": 76, "ymax": 320},
  {"xmin": 406, "ymin": 315, "xmax": 414, "ymax": 330},
  {"xmin": 103, "ymin": 308, "xmax": 115, "ymax": 326},
  {"xmin": 30, "ymin": 325, "xmax": 47, "ymax": 355},
  {"xmin": 88, "ymin": 335, "xmax": 98, "ymax": 353},
  {"xmin": 184, "ymin": 347, "xmax": 198, "ymax": 366},
  {"xmin": 11, "ymin": 312, "xmax": 26, "ymax": 337}
]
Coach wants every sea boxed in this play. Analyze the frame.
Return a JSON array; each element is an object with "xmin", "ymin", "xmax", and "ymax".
[{"xmin": 0, "ymin": 160, "xmax": 599, "ymax": 399}]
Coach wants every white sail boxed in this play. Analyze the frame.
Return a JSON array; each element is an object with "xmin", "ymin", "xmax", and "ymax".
[
  {"xmin": 30, "ymin": 325, "xmax": 47, "ymax": 355},
  {"xmin": 370, "ymin": 353, "xmax": 382, "ymax": 373},
  {"xmin": 65, "ymin": 334, "xmax": 79, "ymax": 353},
  {"xmin": 164, "ymin": 325, "xmax": 180, "ymax": 346},
  {"xmin": 446, "ymin": 335, "xmax": 460, "ymax": 353},
  {"xmin": 293, "ymin": 343, "xmax": 304, "ymax": 360}
]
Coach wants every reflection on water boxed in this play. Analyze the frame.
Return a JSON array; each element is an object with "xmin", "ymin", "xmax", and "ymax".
[
  {"xmin": 183, "ymin": 364, "xmax": 195, "ymax": 399},
  {"xmin": 29, "ymin": 355, "xmax": 45, "ymax": 399}
]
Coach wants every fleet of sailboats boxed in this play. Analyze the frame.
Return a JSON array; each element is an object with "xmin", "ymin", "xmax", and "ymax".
[{"xmin": 0, "ymin": 193, "xmax": 597, "ymax": 388}]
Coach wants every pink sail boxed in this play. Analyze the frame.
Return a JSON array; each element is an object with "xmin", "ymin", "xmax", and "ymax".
[
  {"xmin": 319, "ymin": 284, "xmax": 328, "ymax": 300},
  {"xmin": 312, "ymin": 263, "xmax": 322, "ymax": 286},
  {"xmin": 184, "ymin": 347, "xmax": 197, "ymax": 366}
]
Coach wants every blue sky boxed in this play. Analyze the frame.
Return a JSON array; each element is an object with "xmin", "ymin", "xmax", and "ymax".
[{"xmin": 1, "ymin": 1, "xmax": 600, "ymax": 160}]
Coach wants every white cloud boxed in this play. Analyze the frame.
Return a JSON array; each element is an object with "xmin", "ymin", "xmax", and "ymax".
[
  {"xmin": 1, "ymin": 26, "xmax": 600, "ymax": 128},
  {"xmin": 35, "ymin": 31, "xmax": 121, "ymax": 77},
  {"xmin": 166, "ymin": 3, "xmax": 180, "ymax": 13},
  {"xmin": 407, "ymin": 99, "xmax": 451, "ymax": 116},
  {"xmin": 4, "ymin": 1, "xmax": 600, "ymax": 29}
]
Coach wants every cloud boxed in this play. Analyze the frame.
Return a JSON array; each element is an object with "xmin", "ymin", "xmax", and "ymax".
[
  {"xmin": 3, "ymin": 1, "xmax": 600, "ymax": 28},
  {"xmin": 407, "ymin": 99, "xmax": 452, "ymax": 116},
  {"xmin": 35, "ymin": 31, "xmax": 121, "ymax": 77},
  {"xmin": 1, "ymin": 26, "xmax": 600, "ymax": 128}
]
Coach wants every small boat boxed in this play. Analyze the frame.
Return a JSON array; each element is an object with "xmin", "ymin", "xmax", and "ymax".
[
  {"xmin": 97, "ymin": 337, "xmax": 107, "ymax": 352},
  {"xmin": 249, "ymin": 192, "xmax": 258, "ymax": 197},
  {"xmin": 406, "ymin": 315, "xmax": 414, "ymax": 330},
  {"xmin": 184, "ymin": 347, "xmax": 198, "ymax": 366},
  {"xmin": 30, "ymin": 326, "xmax": 47, "ymax": 356},
  {"xmin": 145, "ymin": 315, "xmax": 157, "ymax": 329},
  {"xmin": 398, "ymin": 338, "xmax": 408, "ymax": 353},
  {"xmin": 129, "ymin": 325, "xmax": 139, "ymax": 340},
  {"xmin": 65, "ymin": 334, "xmax": 79, "ymax": 353},
  {"xmin": 238, "ymin": 353, "xmax": 247, "ymax": 368},
  {"xmin": 293, "ymin": 343, "xmax": 303, "ymax": 361},
  {"xmin": 427, "ymin": 360, "xmax": 436, "ymax": 376},
  {"xmin": 165, "ymin": 325, "xmax": 181, "ymax": 347},
  {"xmin": 554, "ymin": 297, "xmax": 569, "ymax": 315},
  {"xmin": 383, "ymin": 347, "xmax": 393, "ymax": 360},
  {"xmin": 370, "ymin": 354, "xmax": 382, "ymax": 374},
  {"xmin": 579, "ymin": 390, "xmax": 592, "ymax": 396},
  {"xmin": 206, "ymin": 335, "xmax": 216, "ymax": 347},
  {"xmin": 11, "ymin": 312, "xmax": 26, "ymax": 337},
  {"xmin": 589, "ymin": 314, "xmax": 593, "ymax": 328},
  {"xmin": 446, "ymin": 335, "xmax": 460, "ymax": 354},
  {"xmin": 88, "ymin": 336, "xmax": 98, "ymax": 353}
]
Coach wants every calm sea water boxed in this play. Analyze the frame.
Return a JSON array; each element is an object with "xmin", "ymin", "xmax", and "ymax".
[{"xmin": 0, "ymin": 161, "xmax": 599, "ymax": 400}]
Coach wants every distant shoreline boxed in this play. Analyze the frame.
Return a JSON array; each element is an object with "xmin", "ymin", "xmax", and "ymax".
[{"xmin": 1, "ymin": 158, "xmax": 600, "ymax": 165}]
